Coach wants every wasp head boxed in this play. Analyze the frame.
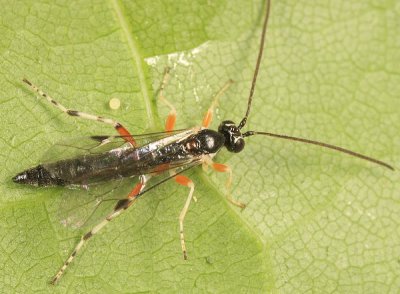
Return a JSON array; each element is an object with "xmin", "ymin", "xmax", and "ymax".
[{"xmin": 218, "ymin": 120, "xmax": 245, "ymax": 153}]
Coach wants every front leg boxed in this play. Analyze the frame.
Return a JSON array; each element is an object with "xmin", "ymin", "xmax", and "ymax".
[
  {"xmin": 202, "ymin": 80, "xmax": 233, "ymax": 128},
  {"xmin": 158, "ymin": 67, "xmax": 177, "ymax": 132}
]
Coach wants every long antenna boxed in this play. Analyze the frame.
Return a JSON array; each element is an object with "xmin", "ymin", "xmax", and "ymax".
[
  {"xmin": 243, "ymin": 131, "xmax": 394, "ymax": 171},
  {"xmin": 238, "ymin": 0, "xmax": 271, "ymax": 130}
]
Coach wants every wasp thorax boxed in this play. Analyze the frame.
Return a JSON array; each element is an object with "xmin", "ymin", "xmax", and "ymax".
[
  {"xmin": 218, "ymin": 120, "xmax": 245, "ymax": 153},
  {"xmin": 196, "ymin": 129, "xmax": 225, "ymax": 154}
]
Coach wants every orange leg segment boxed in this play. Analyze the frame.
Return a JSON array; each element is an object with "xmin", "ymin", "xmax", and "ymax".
[
  {"xmin": 165, "ymin": 113, "xmax": 176, "ymax": 132},
  {"xmin": 127, "ymin": 182, "xmax": 144, "ymax": 200},
  {"xmin": 175, "ymin": 175, "xmax": 192, "ymax": 186},
  {"xmin": 202, "ymin": 110, "xmax": 213, "ymax": 129},
  {"xmin": 115, "ymin": 123, "xmax": 136, "ymax": 146}
]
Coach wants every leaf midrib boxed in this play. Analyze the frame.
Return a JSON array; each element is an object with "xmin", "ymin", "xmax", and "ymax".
[{"xmin": 110, "ymin": 0, "xmax": 156, "ymax": 129}]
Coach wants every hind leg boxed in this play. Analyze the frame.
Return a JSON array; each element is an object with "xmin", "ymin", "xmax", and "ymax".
[
  {"xmin": 51, "ymin": 175, "xmax": 149, "ymax": 284},
  {"xmin": 23, "ymin": 79, "xmax": 136, "ymax": 146}
]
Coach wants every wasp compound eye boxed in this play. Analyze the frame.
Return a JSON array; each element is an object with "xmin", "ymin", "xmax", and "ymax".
[{"xmin": 231, "ymin": 137, "xmax": 245, "ymax": 153}]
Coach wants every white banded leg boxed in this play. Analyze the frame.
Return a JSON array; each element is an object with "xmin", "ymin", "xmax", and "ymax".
[
  {"xmin": 51, "ymin": 176, "xmax": 148, "ymax": 285},
  {"xmin": 174, "ymin": 175, "xmax": 195, "ymax": 259},
  {"xmin": 22, "ymin": 79, "xmax": 136, "ymax": 146}
]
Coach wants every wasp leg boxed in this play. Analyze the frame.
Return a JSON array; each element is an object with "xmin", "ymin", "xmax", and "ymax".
[
  {"xmin": 208, "ymin": 161, "xmax": 246, "ymax": 209},
  {"xmin": 22, "ymin": 79, "xmax": 136, "ymax": 147},
  {"xmin": 158, "ymin": 67, "xmax": 177, "ymax": 131},
  {"xmin": 174, "ymin": 175, "xmax": 195, "ymax": 260},
  {"xmin": 50, "ymin": 176, "xmax": 148, "ymax": 285},
  {"xmin": 202, "ymin": 79, "xmax": 234, "ymax": 128}
]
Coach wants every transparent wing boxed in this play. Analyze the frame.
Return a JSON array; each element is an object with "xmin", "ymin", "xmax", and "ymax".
[
  {"xmin": 41, "ymin": 128, "xmax": 192, "ymax": 164},
  {"xmin": 48, "ymin": 177, "xmax": 135, "ymax": 229},
  {"xmin": 48, "ymin": 156, "xmax": 202, "ymax": 230}
]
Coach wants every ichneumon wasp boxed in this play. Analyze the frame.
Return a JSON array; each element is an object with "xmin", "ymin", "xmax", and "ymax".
[{"xmin": 12, "ymin": 0, "xmax": 394, "ymax": 285}]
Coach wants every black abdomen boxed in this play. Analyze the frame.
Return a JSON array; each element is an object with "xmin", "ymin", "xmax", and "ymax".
[
  {"xmin": 12, "ymin": 150, "xmax": 131, "ymax": 187},
  {"xmin": 13, "ymin": 165, "xmax": 67, "ymax": 187}
]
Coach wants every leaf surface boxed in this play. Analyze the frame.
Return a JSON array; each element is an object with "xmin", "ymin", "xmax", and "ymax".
[{"xmin": 0, "ymin": 0, "xmax": 399, "ymax": 293}]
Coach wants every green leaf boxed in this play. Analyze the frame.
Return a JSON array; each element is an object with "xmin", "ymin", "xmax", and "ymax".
[{"xmin": 0, "ymin": 0, "xmax": 398, "ymax": 293}]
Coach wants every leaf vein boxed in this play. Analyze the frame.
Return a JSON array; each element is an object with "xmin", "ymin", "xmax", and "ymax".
[{"xmin": 110, "ymin": 0, "xmax": 156, "ymax": 129}]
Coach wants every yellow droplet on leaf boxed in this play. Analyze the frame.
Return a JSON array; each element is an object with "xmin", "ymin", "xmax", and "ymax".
[{"xmin": 109, "ymin": 97, "xmax": 121, "ymax": 110}]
